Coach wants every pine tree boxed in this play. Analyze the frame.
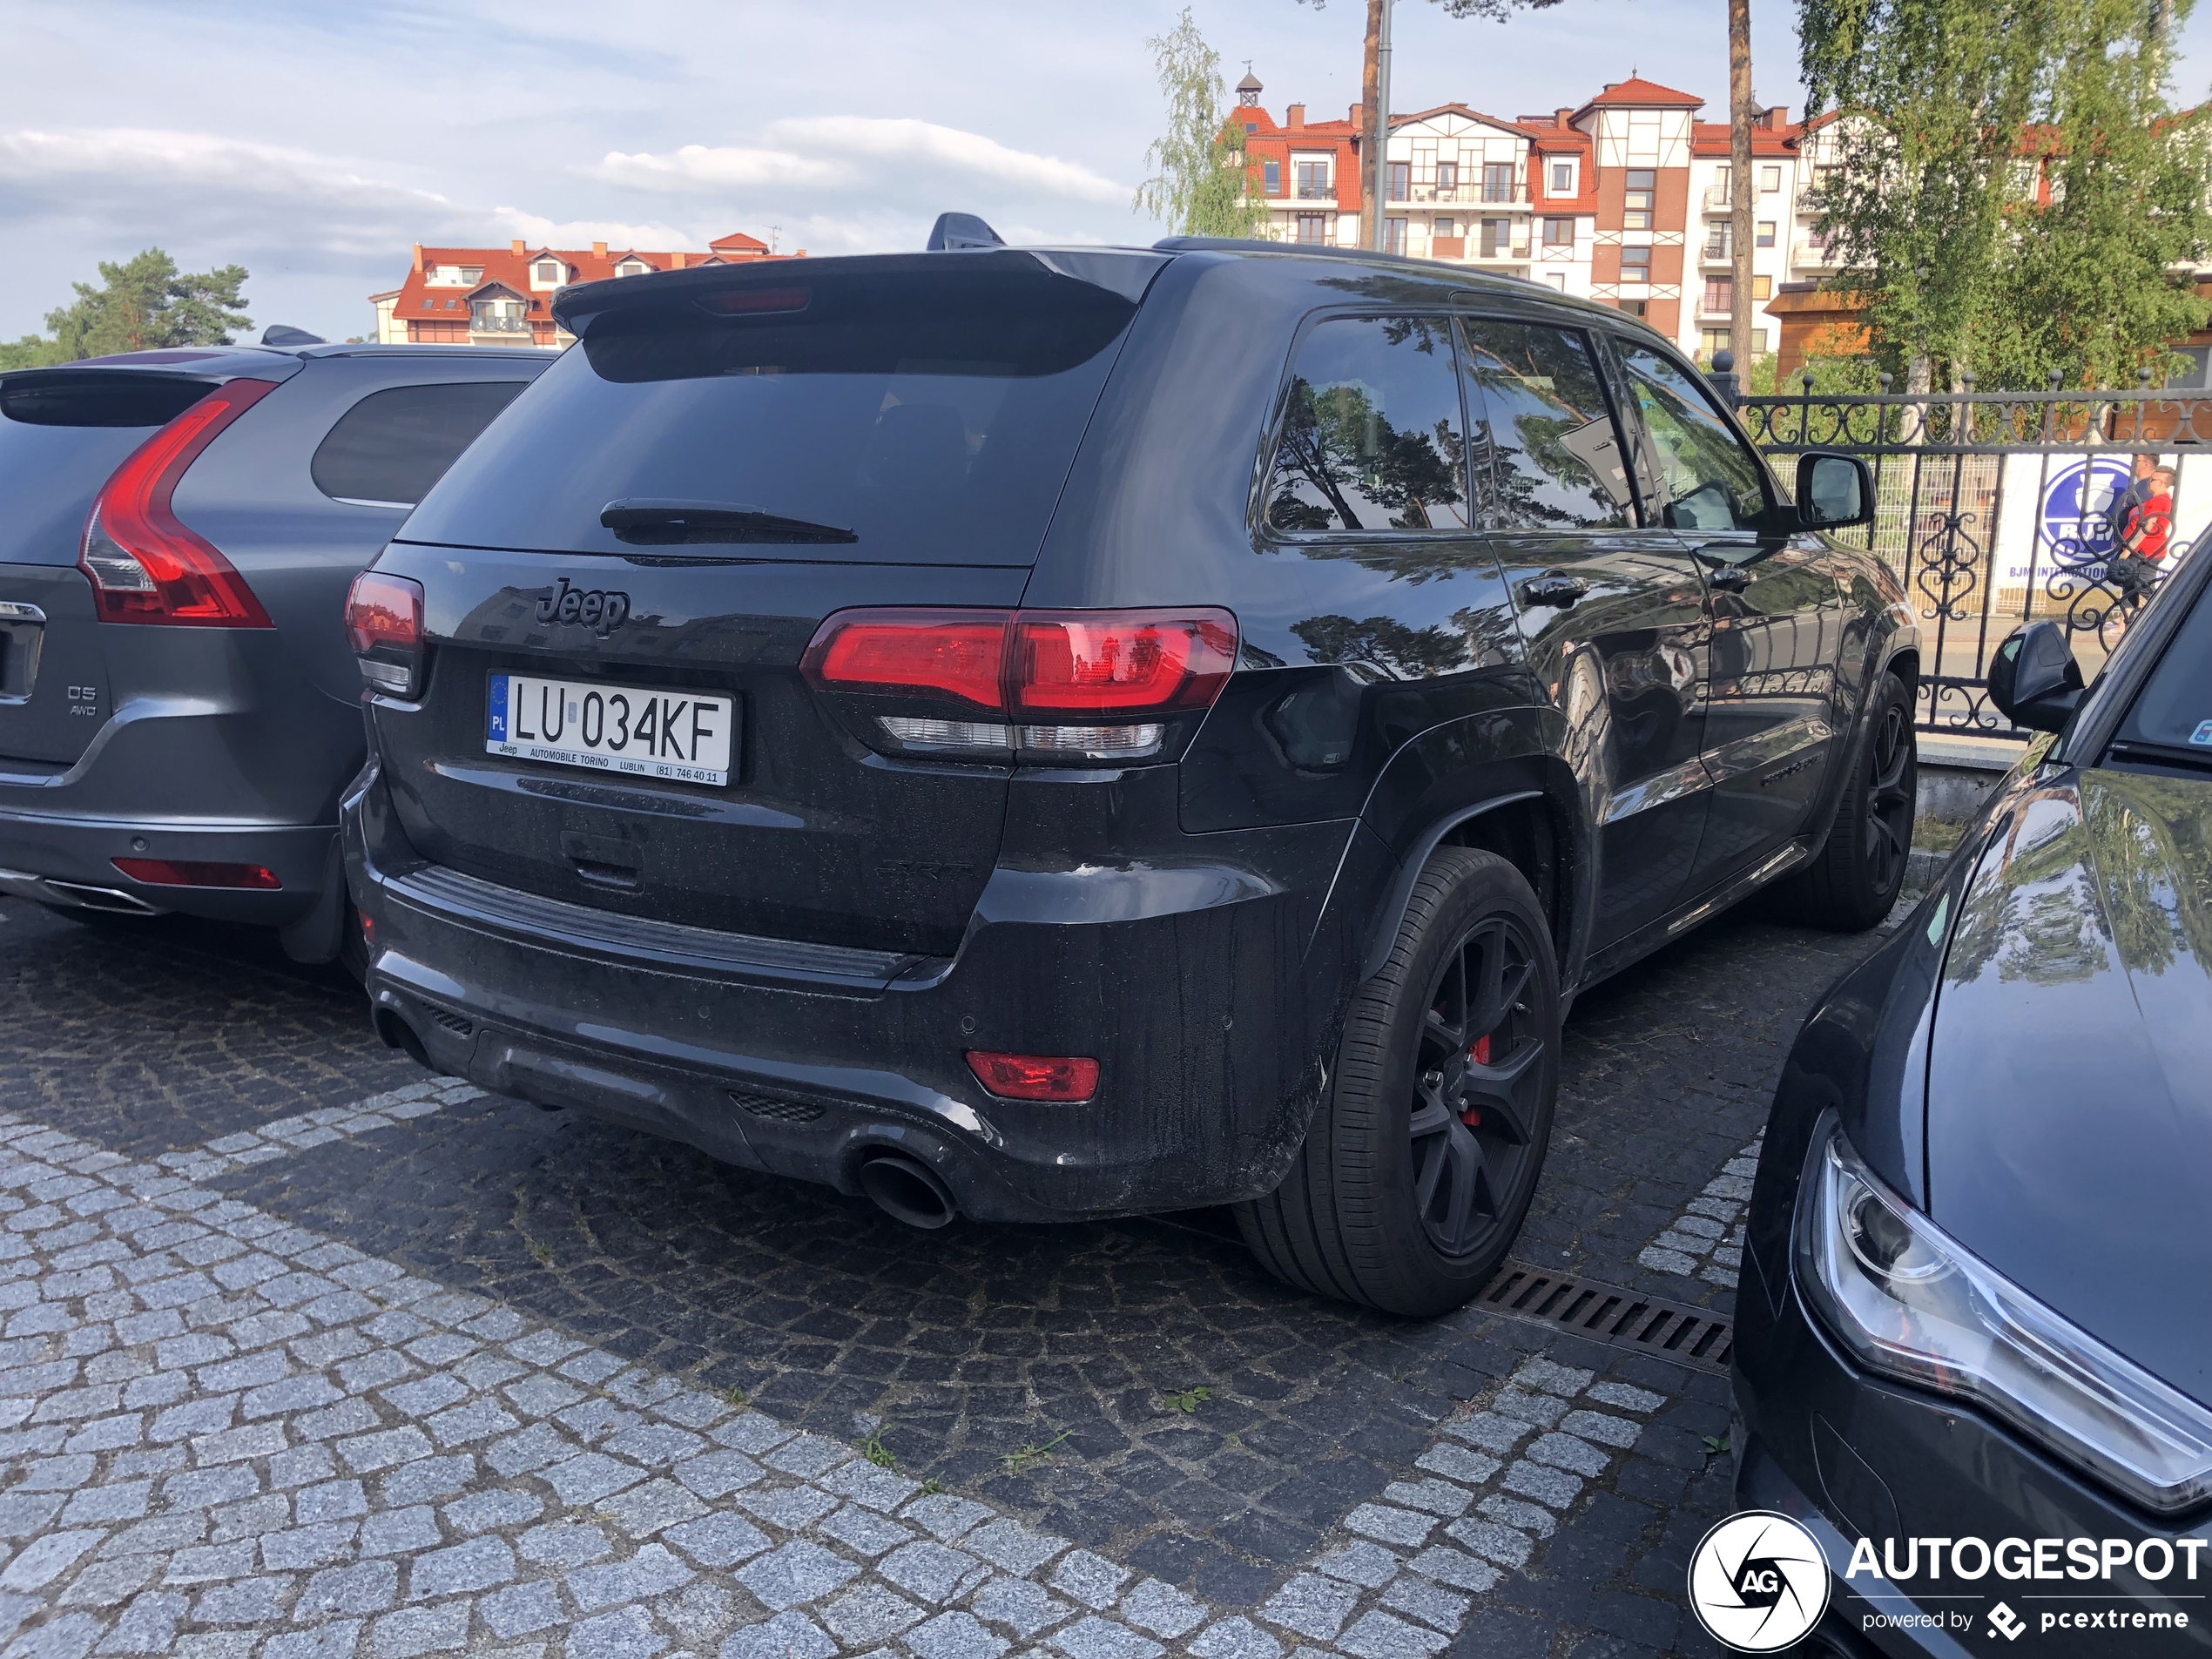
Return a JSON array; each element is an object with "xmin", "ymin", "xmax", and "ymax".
[{"xmin": 0, "ymin": 250, "xmax": 252, "ymax": 368}]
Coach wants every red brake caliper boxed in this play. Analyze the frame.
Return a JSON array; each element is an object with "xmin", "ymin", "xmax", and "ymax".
[{"xmin": 1461, "ymin": 1035, "xmax": 1490, "ymax": 1125}]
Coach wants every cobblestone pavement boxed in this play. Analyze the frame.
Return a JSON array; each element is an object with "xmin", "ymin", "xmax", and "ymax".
[{"xmin": 0, "ymin": 888, "xmax": 1919, "ymax": 1658}]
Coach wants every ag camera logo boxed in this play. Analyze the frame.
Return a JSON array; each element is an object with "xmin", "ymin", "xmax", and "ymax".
[{"xmin": 1688, "ymin": 1510, "xmax": 1831, "ymax": 1652}]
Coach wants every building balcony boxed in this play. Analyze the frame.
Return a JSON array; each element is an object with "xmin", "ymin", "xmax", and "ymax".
[
  {"xmin": 1399, "ymin": 181, "xmax": 1530, "ymax": 207},
  {"xmin": 469, "ymin": 311, "xmax": 532, "ymax": 334},
  {"xmin": 1791, "ymin": 239, "xmax": 1837, "ymax": 271},
  {"xmin": 1699, "ymin": 245, "xmax": 1734, "ymax": 267},
  {"xmin": 1703, "ymin": 185, "xmax": 1734, "ymax": 212},
  {"xmin": 1426, "ymin": 235, "xmax": 1533, "ymax": 262},
  {"xmin": 1295, "ymin": 182, "xmax": 1336, "ymax": 200}
]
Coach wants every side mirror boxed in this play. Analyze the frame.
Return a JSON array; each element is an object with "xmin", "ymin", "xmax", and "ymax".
[
  {"xmin": 1795, "ymin": 452, "xmax": 1874, "ymax": 529},
  {"xmin": 1987, "ymin": 620, "xmax": 2085, "ymax": 733}
]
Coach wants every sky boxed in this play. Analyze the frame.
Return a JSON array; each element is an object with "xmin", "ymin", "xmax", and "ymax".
[{"xmin": 6, "ymin": 0, "xmax": 2212, "ymax": 346}]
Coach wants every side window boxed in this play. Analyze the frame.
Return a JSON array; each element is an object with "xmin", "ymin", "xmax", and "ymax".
[
  {"xmin": 1613, "ymin": 344, "xmax": 1770, "ymax": 532},
  {"xmin": 311, "ymin": 381, "xmax": 529, "ymax": 507},
  {"xmin": 1265, "ymin": 316, "xmax": 1470, "ymax": 536},
  {"xmin": 1456, "ymin": 319, "xmax": 1635, "ymax": 530}
]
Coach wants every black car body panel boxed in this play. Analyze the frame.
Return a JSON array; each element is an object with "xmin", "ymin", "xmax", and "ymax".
[
  {"xmin": 1736, "ymin": 544, "xmax": 2212, "ymax": 1654},
  {"xmin": 0, "ymin": 344, "xmax": 548, "ymax": 935},
  {"xmin": 347, "ymin": 242, "xmax": 1914, "ymax": 1219}
]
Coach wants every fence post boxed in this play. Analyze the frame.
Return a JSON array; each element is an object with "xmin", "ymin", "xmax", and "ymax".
[{"xmin": 1707, "ymin": 348, "xmax": 1742, "ymax": 408}]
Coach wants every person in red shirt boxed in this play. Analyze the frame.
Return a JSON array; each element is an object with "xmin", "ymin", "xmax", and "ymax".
[{"xmin": 2109, "ymin": 465, "xmax": 2175, "ymax": 621}]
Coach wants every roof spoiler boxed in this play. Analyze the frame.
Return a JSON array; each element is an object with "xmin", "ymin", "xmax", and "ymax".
[{"xmin": 926, "ymin": 212, "xmax": 1005, "ymax": 252}]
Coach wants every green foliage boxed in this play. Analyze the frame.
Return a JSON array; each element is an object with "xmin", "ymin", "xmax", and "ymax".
[
  {"xmin": 0, "ymin": 249, "xmax": 251, "ymax": 368},
  {"xmin": 1800, "ymin": 0, "xmax": 2212, "ymax": 390},
  {"xmin": 1742, "ymin": 353, "xmax": 1890, "ymax": 395},
  {"xmin": 999, "ymin": 1429, "xmax": 1070, "ymax": 1475},
  {"xmin": 1135, "ymin": 10, "xmax": 1272, "ymax": 238},
  {"xmin": 1158, "ymin": 1385, "xmax": 1212, "ymax": 1413},
  {"xmin": 861, "ymin": 1426, "xmax": 897, "ymax": 1470}
]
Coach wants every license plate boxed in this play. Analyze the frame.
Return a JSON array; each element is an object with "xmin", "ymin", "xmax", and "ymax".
[{"xmin": 487, "ymin": 674, "xmax": 734, "ymax": 786}]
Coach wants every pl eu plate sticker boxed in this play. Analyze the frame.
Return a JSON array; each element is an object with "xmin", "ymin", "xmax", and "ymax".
[
  {"xmin": 2191, "ymin": 719, "xmax": 2212, "ymax": 747},
  {"xmin": 488, "ymin": 676, "xmax": 509, "ymax": 742}
]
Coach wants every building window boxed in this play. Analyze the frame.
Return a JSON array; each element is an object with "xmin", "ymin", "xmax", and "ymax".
[
  {"xmin": 1617, "ymin": 299, "xmax": 1649, "ymax": 318},
  {"xmin": 459, "ymin": 266, "xmax": 482, "ymax": 286},
  {"xmin": 1436, "ymin": 160, "xmax": 1458, "ymax": 193},
  {"xmin": 1703, "ymin": 276, "xmax": 1733, "ymax": 314},
  {"xmin": 1296, "ymin": 159, "xmax": 1331, "ymax": 199},
  {"xmin": 1755, "ymin": 221, "xmax": 1777, "ymax": 247},
  {"xmin": 1388, "ymin": 162, "xmax": 1411, "ymax": 202},
  {"xmin": 1623, "ymin": 168, "xmax": 1656, "ymax": 230},
  {"xmin": 1480, "ymin": 218, "xmax": 1514, "ymax": 258},
  {"xmin": 1296, "ymin": 212, "xmax": 1330, "ymax": 244},
  {"xmin": 1245, "ymin": 121, "xmax": 1258, "ymax": 135},
  {"xmin": 1434, "ymin": 217, "xmax": 1456, "ymax": 237},
  {"xmin": 1542, "ymin": 217, "xmax": 1574, "ymax": 246},
  {"xmin": 1545, "ymin": 272, "xmax": 1568, "ymax": 292},
  {"xmin": 1384, "ymin": 216, "xmax": 1408, "ymax": 253},
  {"xmin": 1761, "ymin": 165, "xmax": 1782, "ymax": 192},
  {"xmin": 1705, "ymin": 224, "xmax": 1732, "ymax": 260},
  {"xmin": 1711, "ymin": 165, "xmax": 1730, "ymax": 206},
  {"xmin": 1263, "ymin": 158, "xmax": 1282, "ymax": 194},
  {"xmin": 1619, "ymin": 244, "xmax": 1652, "ymax": 282},
  {"xmin": 1482, "ymin": 162, "xmax": 1518, "ymax": 204},
  {"xmin": 1550, "ymin": 161, "xmax": 1574, "ymax": 195},
  {"xmin": 1703, "ymin": 326, "xmax": 1769, "ymax": 357},
  {"xmin": 615, "ymin": 260, "xmax": 649, "ymax": 278},
  {"xmin": 533, "ymin": 260, "xmax": 561, "ymax": 283},
  {"xmin": 1751, "ymin": 274, "xmax": 1771, "ymax": 300}
]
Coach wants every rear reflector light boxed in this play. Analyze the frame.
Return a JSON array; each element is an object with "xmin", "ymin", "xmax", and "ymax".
[
  {"xmin": 965, "ymin": 1051, "xmax": 1101, "ymax": 1103},
  {"xmin": 78, "ymin": 378, "xmax": 278, "ymax": 626},
  {"xmin": 805, "ymin": 607, "xmax": 1238, "ymax": 760},
  {"xmin": 346, "ymin": 570, "xmax": 426, "ymax": 698},
  {"xmin": 111, "ymin": 858, "xmax": 280, "ymax": 890}
]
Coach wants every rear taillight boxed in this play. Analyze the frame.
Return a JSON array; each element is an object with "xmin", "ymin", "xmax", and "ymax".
[
  {"xmin": 801, "ymin": 607, "xmax": 1238, "ymax": 763},
  {"xmin": 78, "ymin": 379, "xmax": 278, "ymax": 626},
  {"xmin": 346, "ymin": 570, "xmax": 426, "ymax": 698},
  {"xmin": 965, "ymin": 1051, "xmax": 1100, "ymax": 1103}
]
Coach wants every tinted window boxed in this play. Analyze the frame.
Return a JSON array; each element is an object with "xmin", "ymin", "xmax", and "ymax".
[
  {"xmin": 1265, "ymin": 316, "xmax": 1471, "ymax": 535},
  {"xmin": 0, "ymin": 374, "xmax": 214, "ymax": 566},
  {"xmin": 399, "ymin": 265, "xmax": 1137, "ymax": 565},
  {"xmin": 1615, "ymin": 343, "xmax": 1769, "ymax": 532},
  {"xmin": 311, "ymin": 381, "xmax": 528, "ymax": 507},
  {"xmin": 1457, "ymin": 320, "xmax": 1634, "ymax": 530},
  {"xmin": 2118, "ymin": 570, "xmax": 2212, "ymax": 751},
  {"xmin": 2, "ymin": 374, "xmax": 212, "ymax": 428}
]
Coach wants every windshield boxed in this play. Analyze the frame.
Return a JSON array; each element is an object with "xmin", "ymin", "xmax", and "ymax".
[
  {"xmin": 2118, "ymin": 558, "xmax": 2212, "ymax": 753},
  {"xmin": 397, "ymin": 265, "xmax": 1139, "ymax": 565}
]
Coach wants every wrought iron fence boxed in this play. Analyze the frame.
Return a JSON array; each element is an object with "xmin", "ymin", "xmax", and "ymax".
[{"xmin": 1736, "ymin": 376, "xmax": 2211, "ymax": 736}]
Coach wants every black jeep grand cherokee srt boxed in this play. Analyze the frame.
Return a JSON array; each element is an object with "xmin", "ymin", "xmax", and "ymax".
[{"xmin": 342, "ymin": 235, "xmax": 1916, "ymax": 1315}]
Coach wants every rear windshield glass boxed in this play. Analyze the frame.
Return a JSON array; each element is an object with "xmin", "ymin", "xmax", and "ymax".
[
  {"xmin": 311, "ymin": 381, "xmax": 529, "ymax": 507},
  {"xmin": 399, "ymin": 264, "xmax": 1139, "ymax": 565},
  {"xmin": 0, "ymin": 375, "xmax": 212, "ymax": 565},
  {"xmin": 2119, "ymin": 557, "xmax": 2212, "ymax": 752}
]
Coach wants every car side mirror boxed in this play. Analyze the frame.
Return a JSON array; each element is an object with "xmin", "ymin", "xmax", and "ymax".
[
  {"xmin": 1987, "ymin": 620, "xmax": 2085, "ymax": 733},
  {"xmin": 1794, "ymin": 452, "xmax": 1874, "ymax": 529}
]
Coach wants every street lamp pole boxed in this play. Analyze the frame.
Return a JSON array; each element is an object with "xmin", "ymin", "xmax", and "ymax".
[{"xmin": 1370, "ymin": 0, "xmax": 1394, "ymax": 250}]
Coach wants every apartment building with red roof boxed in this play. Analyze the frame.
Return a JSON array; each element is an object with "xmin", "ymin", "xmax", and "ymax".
[
  {"xmin": 1235, "ymin": 69, "xmax": 1835, "ymax": 365},
  {"xmin": 369, "ymin": 231, "xmax": 803, "ymax": 347}
]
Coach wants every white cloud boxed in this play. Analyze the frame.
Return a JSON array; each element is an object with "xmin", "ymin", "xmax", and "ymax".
[{"xmin": 593, "ymin": 117, "xmax": 1129, "ymax": 206}]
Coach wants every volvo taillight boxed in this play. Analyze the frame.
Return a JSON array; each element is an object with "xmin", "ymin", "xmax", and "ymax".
[
  {"xmin": 78, "ymin": 378, "xmax": 278, "ymax": 626},
  {"xmin": 346, "ymin": 570, "xmax": 426, "ymax": 698},
  {"xmin": 801, "ymin": 607, "xmax": 1238, "ymax": 762}
]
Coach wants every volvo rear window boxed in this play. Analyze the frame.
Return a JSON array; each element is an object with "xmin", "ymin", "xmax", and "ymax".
[
  {"xmin": 311, "ymin": 381, "xmax": 529, "ymax": 508},
  {"xmin": 396, "ymin": 264, "xmax": 1140, "ymax": 565},
  {"xmin": 0, "ymin": 374, "xmax": 216, "ymax": 566}
]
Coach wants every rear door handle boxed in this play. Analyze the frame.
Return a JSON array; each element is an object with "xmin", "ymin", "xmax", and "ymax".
[{"xmin": 1519, "ymin": 573, "xmax": 1589, "ymax": 609}]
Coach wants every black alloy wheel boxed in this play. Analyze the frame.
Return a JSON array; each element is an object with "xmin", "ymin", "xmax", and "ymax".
[
  {"xmin": 1772, "ymin": 671, "xmax": 1919, "ymax": 931},
  {"xmin": 1408, "ymin": 914, "xmax": 1547, "ymax": 1258},
  {"xmin": 1236, "ymin": 846, "xmax": 1561, "ymax": 1317}
]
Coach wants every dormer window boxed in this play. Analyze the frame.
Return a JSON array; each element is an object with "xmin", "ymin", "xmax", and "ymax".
[
  {"xmin": 534, "ymin": 260, "xmax": 562, "ymax": 284},
  {"xmin": 459, "ymin": 266, "xmax": 482, "ymax": 286},
  {"xmin": 615, "ymin": 260, "xmax": 650, "ymax": 278}
]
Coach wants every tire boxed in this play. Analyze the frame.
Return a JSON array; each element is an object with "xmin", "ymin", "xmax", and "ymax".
[
  {"xmin": 1770, "ymin": 672, "xmax": 1917, "ymax": 931},
  {"xmin": 1235, "ymin": 847, "xmax": 1561, "ymax": 1317}
]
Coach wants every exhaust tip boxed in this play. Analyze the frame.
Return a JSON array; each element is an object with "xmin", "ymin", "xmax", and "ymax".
[
  {"xmin": 857, "ymin": 1153, "xmax": 958, "ymax": 1231},
  {"xmin": 373, "ymin": 1008, "xmax": 433, "ymax": 1072}
]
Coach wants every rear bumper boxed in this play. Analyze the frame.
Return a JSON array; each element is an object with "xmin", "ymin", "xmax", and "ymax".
[
  {"xmin": 344, "ymin": 759, "xmax": 1385, "ymax": 1223},
  {"xmin": 0, "ymin": 808, "xmax": 336, "ymax": 923}
]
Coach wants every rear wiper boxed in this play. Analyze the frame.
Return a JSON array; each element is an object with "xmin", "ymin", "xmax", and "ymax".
[{"xmin": 599, "ymin": 498, "xmax": 858, "ymax": 546}]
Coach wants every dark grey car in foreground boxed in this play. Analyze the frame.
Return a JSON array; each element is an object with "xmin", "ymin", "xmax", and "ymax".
[
  {"xmin": 345, "ymin": 239, "xmax": 1919, "ymax": 1312},
  {"xmin": 0, "ymin": 340, "xmax": 546, "ymax": 961},
  {"xmin": 1734, "ymin": 552, "xmax": 2212, "ymax": 1654}
]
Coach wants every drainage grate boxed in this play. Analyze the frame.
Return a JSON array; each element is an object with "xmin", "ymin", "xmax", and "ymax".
[
  {"xmin": 427, "ymin": 1008, "xmax": 475, "ymax": 1038},
  {"xmin": 1475, "ymin": 1262, "xmax": 1735, "ymax": 1375},
  {"xmin": 731, "ymin": 1090, "xmax": 826, "ymax": 1125}
]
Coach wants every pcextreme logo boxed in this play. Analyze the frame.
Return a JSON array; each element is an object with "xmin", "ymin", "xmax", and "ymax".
[{"xmin": 1688, "ymin": 1511, "xmax": 1831, "ymax": 1652}]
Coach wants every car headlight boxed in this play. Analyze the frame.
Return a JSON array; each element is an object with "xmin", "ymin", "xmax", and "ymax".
[{"xmin": 1795, "ymin": 1118, "xmax": 2212, "ymax": 1514}]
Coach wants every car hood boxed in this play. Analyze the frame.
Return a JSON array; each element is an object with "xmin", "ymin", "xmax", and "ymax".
[{"xmin": 1925, "ymin": 766, "xmax": 2212, "ymax": 1407}]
